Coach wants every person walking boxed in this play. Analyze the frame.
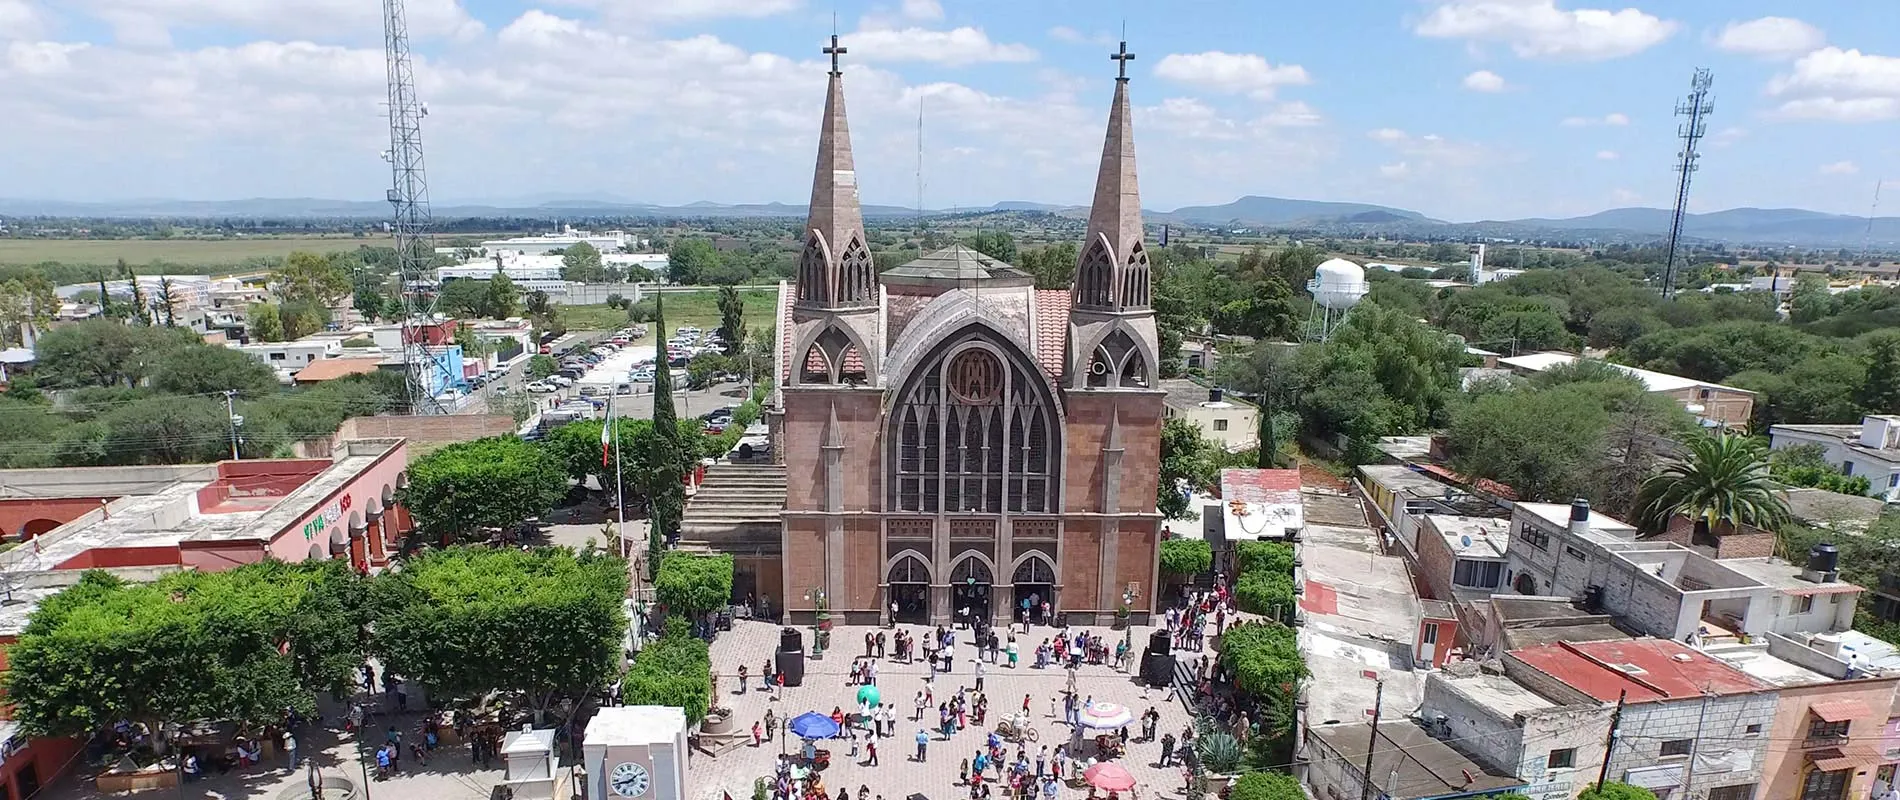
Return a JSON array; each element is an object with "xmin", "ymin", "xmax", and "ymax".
[
  {"xmin": 915, "ymin": 729, "xmax": 929, "ymax": 762},
  {"xmin": 866, "ymin": 737, "xmax": 878, "ymax": 766},
  {"xmin": 753, "ymin": 721, "xmax": 763, "ymax": 747},
  {"xmin": 1159, "ymin": 732, "xmax": 1176, "ymax": 767},
  {"xmin": 974, "ymin": 660, "xmax": 986, "ymax": 693},
  {"xmin": 764, "ymin": 709, "xmax": 777, "ymax": 741},
  {"xmin": 282, "ymin": 729, "xmax": 298, "ymax": 769},
  {"xmin": 774, "ymin": 672, "xmax": 784, "ymax": 701}
]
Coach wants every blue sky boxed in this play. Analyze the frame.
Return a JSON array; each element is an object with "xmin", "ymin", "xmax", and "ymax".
[{"xmin": 1, "ymin": 0, "xmax": 1896, "ymax": 221}]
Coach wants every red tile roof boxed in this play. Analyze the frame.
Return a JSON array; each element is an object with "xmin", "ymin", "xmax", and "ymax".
[
  {"xmin": 1033, "ymin": 290, "xmax": 1070, "ymax": 379},
  {"xmin": 292, "ymin": 358, "xmax": 384, "ymax": 383},
  {"xmin": 1418, "ymin": 463, "xmax": 1520, "ymax": 501},
  {"xmin": 1220, "ymin": 468, "xmax": 1302, "ymax": 504},
  {"xmin": 1508, "ymin": 639, "xmax": 1770, "ymax": 703}
]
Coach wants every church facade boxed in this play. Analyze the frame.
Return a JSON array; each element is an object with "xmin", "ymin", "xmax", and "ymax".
[{"xmin": 768, "ymin": 40, "xmax": 1164, "ymax": 626}]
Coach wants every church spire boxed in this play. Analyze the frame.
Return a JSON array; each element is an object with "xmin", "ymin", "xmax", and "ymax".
[
  {"xmin": 795, "ymin": 34, "xmax": 876, "ymax": 311},
  {"xmin": 1072, "ymin": 40, "xmax": 1150, "ymax": 313}
]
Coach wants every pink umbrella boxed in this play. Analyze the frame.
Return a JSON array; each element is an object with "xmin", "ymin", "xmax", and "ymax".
[{"xmin": 1083, "ymin": 762, "xmax": 1136, "ymax": 792}]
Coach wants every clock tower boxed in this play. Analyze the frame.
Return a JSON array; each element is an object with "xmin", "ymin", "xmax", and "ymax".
[{"xmin": 584, "ymin": 706, "xmax": 689, "ymax": 800}]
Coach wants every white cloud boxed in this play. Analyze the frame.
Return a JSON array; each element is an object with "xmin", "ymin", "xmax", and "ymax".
[
  {"xmin": 1415, "ymin": 0, "xmax": 1677, "ymax": 61},
  {"xmin": 633, "ymin": 0, "xmax": 802, "ymax": 22},
  {"xmin": 1560, "ymin": 112, "xmax": 1628, "ymax": 126},
  {"xmin": 1153, "ymin": 51, "xmax": 1310, "ymax": 99},
  {"xmin": 0, "ymin": 0, "xmax": 42, "ymax": 40},
  {"xmin": 1712, "ymin": 16, "xmax": 1824, "ymax": 60},
  {"xmin": 1767, "ymin": 47, "xmax": 1900, "ymax": 122},
  {"xmin": 1819, "ymin": 160, "xmax": 1859, "ymax": 175},
  {"xmin": 1709, "ymin": 126, "xmax": 1747, "ymax": 147},
  {"xmin": 1462, "ymin": 69, "xmax": 1507, "ymax": 92},
  {"xmin": 1368, "ymin": 128, "xmax": 1409, "ymax": 142},
  {"xmin": 69, "ymin": 0, "xmax": 483, "ymax": 46},
  {"xmin": 1047, "ymin": 26, "xmax": 1114, "ymax": 46},
  {"xmin": 1380, "ymin": 162, "xmax": 1412, "ymax": 178},
  {"xmin": 848, "ymin": 25, "xmax": 1037, "ymax": 66},
  {"xmin": 1253, "ymin": 101, "xmax": 1322, "ymax": 128},
  {"xmin": 1612, "ymin": 188, "xmax": 1642, "ymax": 204},
  {"xmin": 900, "ymin": 0, "xmax": 943, "ymax": 22},
  {"xmin": 1366, "ymin": 128, "xmax": 1492, "ymax": 176},
  {"xmin": 1595, "ymin": 150, "xmax": 1618, "ymax": 160},
  {"xmin": 6, "ymin": 41, "xmax": 88, "ymax": 74}
]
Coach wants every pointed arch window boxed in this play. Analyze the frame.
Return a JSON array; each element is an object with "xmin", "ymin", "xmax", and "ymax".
[
  {"xmin": 1075, "ymin": 238, "xmax": 1115, "ymax": 309},
  {"xmin": 838, "ymin": 234, "xmax": 875, "ymax": 304},
  {"xmin": 1121, "ymin": 242, "xmax": 1151, "ymax": 309},
  {"xmin": 797, "ymin": 232, "xmax": 831, "ymax": 305},
  {"xmin": 1087, "ymin": 329, "xmax": 1149, "ymax": 389},
  {"xmin": 889, "ymin": 337, "xmax": 1059, "ymax": 514}
]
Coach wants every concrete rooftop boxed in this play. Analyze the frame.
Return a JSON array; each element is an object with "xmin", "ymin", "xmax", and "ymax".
[
  {"xmin": 1510, "ymin": 639, "xmax": 1771, "ymax": 703},
  {"xmin": 1715, "ymin": 556, "xmax": 1862, "ymax": 596},
  {"xmin": 1299, "ymin": 519, "xmax": 1424, "ymax": 726}
]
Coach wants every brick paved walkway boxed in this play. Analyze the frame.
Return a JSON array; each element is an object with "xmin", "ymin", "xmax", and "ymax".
[{"xmin": 691, "ymin": 620, "xmax": 1206, "ymax": 800}]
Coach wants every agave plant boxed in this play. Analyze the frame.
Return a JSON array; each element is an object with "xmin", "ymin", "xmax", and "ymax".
[{"xmin": 1195, "ymin": 732, "xmax": 1242, "ymax": 774}]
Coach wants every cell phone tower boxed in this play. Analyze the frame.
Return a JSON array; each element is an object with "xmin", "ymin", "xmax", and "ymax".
[
  {"xmin": 383, "ymin": 0, "xmax": 446, "ymax": 413},
  {"xmin": 1661, "ymin": 68, "xmax": 1713, "ymax": 300}
]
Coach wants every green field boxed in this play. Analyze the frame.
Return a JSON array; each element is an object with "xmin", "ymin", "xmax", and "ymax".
[
  {"xmin": 561, "ymin": 287, "xmax": 780, "ymax": 336},
  {"xmin": 0, "ymin": 236, "xmax": 386, "ymax": 268}
]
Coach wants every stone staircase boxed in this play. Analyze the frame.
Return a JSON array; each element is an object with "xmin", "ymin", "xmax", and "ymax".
[{"xmin": 680, "ymin": 463, "xmax": 786, "ymax": 551}]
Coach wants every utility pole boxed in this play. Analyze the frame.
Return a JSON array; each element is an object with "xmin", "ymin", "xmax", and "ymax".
[
  {"xmin": 223, "ymin": 389, "xmax": 242, "ymax": 460},
  {"xmin": 1680, "ymin": 688, "xmax": 1713, "ymax": 798},
  {"xmin": 1360, "ymin": 680, "xmax": 1383, "ymax": 800},
  {"xmin": 1595, "ymin": 689, "xmax": 1627, "ymax": 793}
]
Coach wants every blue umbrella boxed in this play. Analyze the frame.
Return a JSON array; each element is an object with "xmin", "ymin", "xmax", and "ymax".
[{"xmin": 789, "ymin": 712, "xmax": 841, "ymax": 739}]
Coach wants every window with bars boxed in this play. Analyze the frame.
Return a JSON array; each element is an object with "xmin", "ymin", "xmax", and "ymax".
[{"xmin": 890, "ymin": 341, "xmax": 1058, "ymax": 514}]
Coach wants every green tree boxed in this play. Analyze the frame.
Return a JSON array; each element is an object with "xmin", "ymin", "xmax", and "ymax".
[
  {"xmin": 1159, "ymin": 539, "xmax": 1212, "ymax": 577},
  {"xmin": 1020, "ymin": 242, "xmax": 1079, "ymax": 289},
  {"xmin": 964, "ymin": 231, "xmax": 1018, "ymax": 263},
  {"xmin": 279, "ymin": 300, "xmax": 328, "ymax": 340},
  {"xmin": 1449, "ymin": 385, "xmax": 1609, "ymax": 502},
  {"xmin": 1728, "ymin": 354, "xmax": 1867, "ymax": 426},
  {"xmin": 654, "ymin": 552, "xmax": 735, "ymax": 616},
  {"xmin": 645, "ymin": 295, "xmax": 687, "ymax": 576},
  {"xmin": 34, "ymin": 319, "xmax": 195, "ymax": 389},
  {"xmin": 352, "ymin": 269, "xmax": 392, "ymax": 322},
  {"xmin": 0, "ymin": 275, "xmax": 56, "ymax": 346},
  {"xmin": 1635, "ymin": 433, "xmax": 1790, "ymax": 535},
  {"xmin": 151, "ymin": 344, "xmax": 279, "ymax": 398},
  {"xmin": 399, "ymin": 437, "xmax": 569, "ymax": 544},
  {"xmin": 369, "ymin": 547, "xmax": 628, "ymax": 717},
  {"xmin": 622, "ymin": 622, "xmax": 712, "ymax": 722},
  {"xmin": 1857, "ymin": 331, "xmax": 1900, "ymax": 414},
  {"xmin": 437, "ymin": 279, "xmax": 490, "ymax": 319},
  {"xmin": 153, "ymin": 277, "xmax": 178, "ymax": 327},
  {"xmin": 561, "ymin": 242, "xmax": 607, "ymax": 283},
  {"xmin": 273, "ymin": 251, "xmax": 352, "ymax": 307},
  {"xmin": 248, "ymin": 302, "xmax": 285, "ymax": 342},
  {"xmin": 484, "ymin": 272, "xmax": 521, "ymax": 319},
  {"xmin": 667, "ymin": 238, "xmax": 720, "ymax": 285},
  {"xmin": 4, "ymin": 561, "xmax": 366, "ymax": 740},
  {"xmin": 1213, "ymin": 276, "xmax": 1298, "ymax": 340},
  {"xmin": 717, "ymin": 285, "xmax": 746, "ymax": 357},
  {"xmin": 99, "ymin": 394, "xmax": 231, "ymax": 464},
  {"xmin": 122, "ymin": 263, "xmax": 152, "ymax": 327},
  {"xmin": 1159, "ymin": 418, "xmax": 1219, "ymax": 519},
  {"xmin": 527, "ymin": 354, "xmax": 559, "ymax": 380}
]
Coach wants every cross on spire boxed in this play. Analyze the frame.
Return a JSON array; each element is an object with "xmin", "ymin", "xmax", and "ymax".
[
  {"xmin": 824, "ymin": 34, "xmax": 848, "ymax": 75},
  {"xmin": 1111, "ymin": 40, "xmax": 1135, "ymax": 81}
]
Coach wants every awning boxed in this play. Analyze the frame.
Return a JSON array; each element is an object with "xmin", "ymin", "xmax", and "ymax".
[
  {"xmin": 1811, "ymin": 744, "xmax": 1884, "ymax": 772},
  {"xmin": 1809, "ymin": 700, "xmax": 1866, "ymax": 722}
]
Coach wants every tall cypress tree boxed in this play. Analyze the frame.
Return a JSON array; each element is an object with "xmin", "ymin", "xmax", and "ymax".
[
  {"xmin": 1256, "ymin": 404, "xmax": 1277, "ymax": 470},
  {"xmin": 645, "ymin": 293, "xmax": 686, "ymax": 579}
]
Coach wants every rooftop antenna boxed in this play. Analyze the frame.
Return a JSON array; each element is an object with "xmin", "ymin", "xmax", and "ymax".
[
  {"xmin": 1661, "ymin": 68, "xmax": 1713, "ymax": 300},
  {"xmin": 916, "ymin": 97, "xmax": 925, "ymax": 238}
]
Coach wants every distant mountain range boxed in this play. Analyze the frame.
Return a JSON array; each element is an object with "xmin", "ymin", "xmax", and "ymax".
[{"xmin": 3, "ymin": 195, "xmax": 1896, "ymax": 247}]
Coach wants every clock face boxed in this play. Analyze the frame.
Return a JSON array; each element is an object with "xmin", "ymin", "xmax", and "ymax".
[{"xmin": 612, "ymin": 761, "xmax": 651, "ymax": 798}]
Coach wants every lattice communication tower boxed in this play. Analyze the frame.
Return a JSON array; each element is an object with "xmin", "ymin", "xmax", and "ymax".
[
  {"xmin": 383, "ymin": 0, "xmax": 447, "ymax": 413},
  {"xmin": 1661, "ymin": 68, "xmax": 1713, "ymax": 300}
]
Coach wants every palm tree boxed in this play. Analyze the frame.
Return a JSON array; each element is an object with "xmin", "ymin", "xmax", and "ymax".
[{"xmin": 1635, "ymin": 433, "xmax": 1790, "ymax": 538}]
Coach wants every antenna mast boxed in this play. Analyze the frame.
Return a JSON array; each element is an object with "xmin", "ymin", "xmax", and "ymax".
[
  {"xmin": 1661, "ymin": 68, "xmax": 1713, "ymax": 300},
  {"xmin": 383, "ymin": 0, "xmax": 445, "ymax": 413},
  {"xmin": 1862, "ymin": 180, "xmax": 1883, "ymax": 264},
  {"xmin": 916, "ymin": 98, "xmax": 925, "ymax": 239}
]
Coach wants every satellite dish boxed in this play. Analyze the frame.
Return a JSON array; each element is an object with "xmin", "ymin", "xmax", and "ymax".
[{"xmin": 1460, "ymin": 535, "xmax": 1472, "ymax": 548}]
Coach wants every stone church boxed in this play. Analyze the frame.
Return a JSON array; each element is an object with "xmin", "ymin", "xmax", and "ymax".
[{"xmin": 766, "ymin": 39, "xmax": 1164, "ymax": 626}]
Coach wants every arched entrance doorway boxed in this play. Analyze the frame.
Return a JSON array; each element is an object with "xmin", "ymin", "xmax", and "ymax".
[
  {"xmin": 886, "ymin": 554, "xmax": 931, "ymax": 625},
  {"xmin": 950, "ymin": 557, "xmax": 993, "ymax": 627},
  {"xmin": 1012, "ymin": 556, "xmax": 1055, "ymax": 626}
]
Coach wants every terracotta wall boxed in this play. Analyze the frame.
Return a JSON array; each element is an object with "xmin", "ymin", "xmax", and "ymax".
[
  {"xmin": 780, "ymin": 389, "xmax": 883, "ymax": 513},
  {"xmin": 53, "ymin": 546, "xmax": 182, "ymax": 570},
  {"xmin": 1759, "ymin": 677, "xmax": 1900, "ymax": 800},
  {"xmin": 0, "ymin": 497, "xmax": 110, "ymax": 540}
]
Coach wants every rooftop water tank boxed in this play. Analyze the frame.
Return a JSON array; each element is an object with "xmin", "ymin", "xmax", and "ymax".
[{"xmin": 1309, "ymin": 258, "xmax": 1369, "ymax": 310}]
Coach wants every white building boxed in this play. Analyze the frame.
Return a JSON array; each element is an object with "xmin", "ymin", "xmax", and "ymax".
[
  {"xmin": 1160, "ymin": 380, "xmax": 1257, "ymax": 452},
  {"xmin": 232, "ymin": 339, "xmax": 343, "ymax": 382},
  {"xmin": 1768, "ymin": 415, "xmax": 1900, "ymax": 502},
  {"xmin": 481, "ymin": 226, "xmax": 635, "ymax": 256}
]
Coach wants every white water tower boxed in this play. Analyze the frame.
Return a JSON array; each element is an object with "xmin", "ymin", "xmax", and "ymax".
[{"xmin": 1306, "ymin": 257, "xmax": 1369, "ymax": 341}]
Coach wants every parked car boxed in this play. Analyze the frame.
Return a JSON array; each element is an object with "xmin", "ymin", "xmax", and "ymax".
[
  {"xmin": 526, "ymin": 381, "xmax": 556, "ymax": 394},
  {"xmin": 549, "ymin": 375, "xmax": 574, "ymax": 388}
]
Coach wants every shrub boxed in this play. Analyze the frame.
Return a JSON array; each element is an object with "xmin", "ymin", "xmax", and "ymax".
[
  {"xmin": 1577, "ymin": 784, "xmax": 1658, "ymax": 800},
  {"xmin": 1218, "ymin": 621, "xmax": 1307, "ymax": 697},
  {"xmin": 1233, "ymin": 541, "xmax": 1295, "ymax": 620},
  {"xmin": 1227, "ymin": 772, "xmax": 1303, "ymax": 800},
  {"xmin": 654, "ymin": 552, "xmax": 734, "ymax": 616},
  {"xmin": 1160, "ymin": 539, "xmax": 1213, "ymax": 577},
  {"xmin": 624, "ymin": 629, "xmax": 712, "ymax": 722}
]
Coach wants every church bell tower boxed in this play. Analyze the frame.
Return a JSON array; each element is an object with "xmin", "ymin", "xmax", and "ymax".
[
  {"xmin": 788, "ymin": 35, "xmax": 882, "ymax": 387},
  {"xmin": 1066, "ymin": 40, "xmax": 1159, "ymax": 391}
]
